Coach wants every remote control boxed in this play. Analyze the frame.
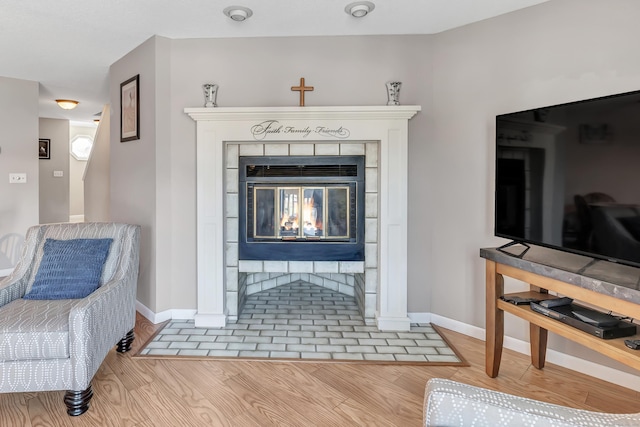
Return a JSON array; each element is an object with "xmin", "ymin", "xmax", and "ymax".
[
  {"xmin": 539, "ymin": 297, "xmax": 573, "ymax": 308},
  {"xmin": 624, "ymin": 339, "xmax": 640, "ymax": 350},
  {"xmin": 500, "ymin": 296, "xmax": 540, "ymax": 305}
]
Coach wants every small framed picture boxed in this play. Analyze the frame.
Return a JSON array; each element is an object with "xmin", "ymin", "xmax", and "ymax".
[
  {"xmin": 39, "ymin": 138, "xmax": 50, "ymax": 159},
  {"xmin": 579, "ymin": 123, "xmax": 611, "ymax": 145},
  {"xmin": 120, "ymin": 74, "xmax": 140, "ymax": 142}
]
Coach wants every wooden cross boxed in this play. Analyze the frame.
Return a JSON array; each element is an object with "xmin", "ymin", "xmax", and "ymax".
[{"xmin": 291, "ymin": 78, "xmax": 314, "ymax": 106}]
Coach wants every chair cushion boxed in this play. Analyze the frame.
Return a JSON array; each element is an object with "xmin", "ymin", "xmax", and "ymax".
[
  {"xmin": 23, "ymin": 238, "xmax": 113, "ymax": 300},
  {"xmin": 0, "ymin": 298, "xmax": 75, "ymax": 361}
]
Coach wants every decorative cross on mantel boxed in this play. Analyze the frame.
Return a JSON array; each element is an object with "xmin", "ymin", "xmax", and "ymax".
[{"xmin": 291, "ymin": 77, "xmax": 314, "ymax": 106}]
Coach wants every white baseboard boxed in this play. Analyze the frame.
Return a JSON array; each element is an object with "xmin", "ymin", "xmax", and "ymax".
[
  {"xmin": 408, "ymin": 312, "xmax": 431, "ymax": 324},
  {"xmin": 135, "ymin": 301, "xmax": 196, "ymax": 324},
  {"xmin": 410, "ymin": 312, "xmax": 640, "ymax": 393}
]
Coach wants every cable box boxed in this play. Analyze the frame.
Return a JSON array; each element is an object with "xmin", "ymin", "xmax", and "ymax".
[{"xmin": 530, "ymin": 302, "xmax": 637, "ymax": 340}]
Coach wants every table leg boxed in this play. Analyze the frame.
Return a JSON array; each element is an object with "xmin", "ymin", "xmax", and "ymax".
[
  {"xmin": 530, "ymin": 324, "xmax": 548, "ymax": 369},
  {"xmin": 486, "ymin": 260, "xmax": 504, "ymax": 378},
  {"xmin": 529, "ymin": 284, "xmax": 548, "ymax": 368}
]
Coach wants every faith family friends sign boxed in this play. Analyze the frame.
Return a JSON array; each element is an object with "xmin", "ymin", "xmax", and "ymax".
[{"xmin": 250, "ymin": 120, "xmax": 350, "ymax": 140}]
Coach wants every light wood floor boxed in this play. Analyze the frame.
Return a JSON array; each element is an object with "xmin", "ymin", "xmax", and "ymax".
[{"xmin": 2, "ymin": 312, "xmax": 639, "ymax": 426}]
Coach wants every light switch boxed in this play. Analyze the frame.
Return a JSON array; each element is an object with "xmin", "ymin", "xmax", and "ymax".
[
  {"xmin": 53, "ymin": 170, "xmax": 63, "ymax": 177},
  {"xmin": 9, "ymin": 173, "xmax": 27, "ymax": 184}
]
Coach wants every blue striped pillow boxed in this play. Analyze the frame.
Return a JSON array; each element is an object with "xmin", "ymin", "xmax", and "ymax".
[{"xmin": 23, "ymin": 238, "xmax": 113, "ymax": 300}]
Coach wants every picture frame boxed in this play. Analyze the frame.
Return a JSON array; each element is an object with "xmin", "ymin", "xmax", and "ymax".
[
  {"xmin": 120, "ymin": 74, "xmax": 140, "ymax": 142},
  {"xmin": 579, "ymin": 123, "xmax": 611, "ymax": 145},
  {"xmin": 39, "ymin": 138, "xmax": 50, "ymax": 159}
]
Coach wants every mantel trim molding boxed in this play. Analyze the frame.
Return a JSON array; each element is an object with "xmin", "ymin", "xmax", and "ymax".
[{"xmin": 185, "ymin": 105, "xmax": 420, "ymax": 122}]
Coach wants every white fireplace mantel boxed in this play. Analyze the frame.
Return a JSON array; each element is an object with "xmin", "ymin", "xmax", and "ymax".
[{"xmin": 186, "ymin": 105, "xmax": 421, "ymax": 331}]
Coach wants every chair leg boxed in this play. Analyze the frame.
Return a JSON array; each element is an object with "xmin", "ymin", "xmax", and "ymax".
[
  {"xmin": 116, "ymin": 329, "xmax": 135, "ymax": 353},
  {"xmin": 64, "ymin": 384, "xmax": 93, "ymax": 416}
]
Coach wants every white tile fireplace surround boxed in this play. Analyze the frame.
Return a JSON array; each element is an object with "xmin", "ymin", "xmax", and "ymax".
[{"xmin": 185, "ymin": 106, "xmax": 420, "ymax": 331}]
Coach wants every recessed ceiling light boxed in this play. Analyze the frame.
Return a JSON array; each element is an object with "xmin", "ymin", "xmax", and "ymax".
[
  {"xmin": 345, "ymin": 1, "xmax": 375, "ymax": 18},
  {"xmin": 223, "ymin": 6, "xmax": 253, "ymax": 21},
  {"xmin": 55, "ymin": 99, "xmax": 79, "ymax": 110}
]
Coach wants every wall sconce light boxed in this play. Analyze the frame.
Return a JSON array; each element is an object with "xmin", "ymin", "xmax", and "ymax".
[
  {"xmin": 223, "ymin": 6, "xmax": 253, "ymax": 21},
  {"xmin": 345, "ymin": 1, "xmax": 375, "ymax": 18},
  {"xmin": 56, "ymin": 99, "xmax": 79, "ymax": 110}
]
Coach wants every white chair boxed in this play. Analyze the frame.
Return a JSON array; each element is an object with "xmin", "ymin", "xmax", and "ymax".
[{"xmin": 0, "ymin": 233, "xmax": 23, "ymax": 269}]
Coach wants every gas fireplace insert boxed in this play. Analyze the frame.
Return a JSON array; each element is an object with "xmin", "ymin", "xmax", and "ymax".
[{"xmin": 238, "ymin": 155, "xmax": 365, "ymax": 261}]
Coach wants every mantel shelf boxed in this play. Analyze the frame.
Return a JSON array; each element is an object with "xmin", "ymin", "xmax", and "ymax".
[{"xmin": 185, "ymin": 105, "xmax": 421, "ymax": 121}]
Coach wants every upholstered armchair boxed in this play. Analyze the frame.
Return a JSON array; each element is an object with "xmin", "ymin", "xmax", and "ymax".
[
  {"xmin": 424, "ymin": 378, "xmax": 640, "ymax": 426},
  {"xmin": 0, "ymin": 222, "xmax": 140, "ymax": 416}
]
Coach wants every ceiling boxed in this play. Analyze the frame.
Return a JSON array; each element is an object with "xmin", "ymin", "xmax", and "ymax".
[{"xmin": 0, "ymin": 0, "xmax": 549, "ymax": 123}]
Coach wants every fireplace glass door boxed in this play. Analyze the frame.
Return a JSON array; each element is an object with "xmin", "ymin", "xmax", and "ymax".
[
  {"xmin": 240, "ymin": 155, "xmax": 364, "ymax": 260},
  {"xmin": 253, "ymin": 185, "xmax": 349, "ymax": 240}
]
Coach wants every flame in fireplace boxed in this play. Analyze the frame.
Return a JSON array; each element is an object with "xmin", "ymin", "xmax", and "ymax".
[
  {"xmin": 302, "ymin": 197, "xmax": 317, "ymax": 236},
  {"xmin": 280, "ymin": 192, "xmax": 299, "ymax": 233},
  {"xmin": 281, "ymin": 215, "xmax": 299, "ymax": 231}
]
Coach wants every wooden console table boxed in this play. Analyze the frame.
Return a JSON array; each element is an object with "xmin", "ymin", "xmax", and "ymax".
[{"xmin": 481, "ymin": 246, "xmax": 640, "ymax": 378}]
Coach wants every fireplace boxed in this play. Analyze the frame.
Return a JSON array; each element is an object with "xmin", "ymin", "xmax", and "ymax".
[
  {"xmin": 239, "ymin": 155, "xmax": 364, "ymax": 261},
  {"xmin": 185, "ymin": 105, "xmax": 420, "ymax": 331}
]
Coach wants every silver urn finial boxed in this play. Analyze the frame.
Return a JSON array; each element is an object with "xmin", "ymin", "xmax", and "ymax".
[
  {"xmin": 203, "ymin": 83, "xmax": 218, "ymax": 108},
  {"xmin": 386, "ymin": 81, "xmax": 402, "ymax": 106}
]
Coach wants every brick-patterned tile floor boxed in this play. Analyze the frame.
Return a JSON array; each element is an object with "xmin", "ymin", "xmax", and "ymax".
[{"xmin": 139, "ymin": 282, "xmax": 461, "ymax": 363}]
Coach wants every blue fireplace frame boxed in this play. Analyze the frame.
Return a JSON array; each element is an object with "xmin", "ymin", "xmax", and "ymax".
[{"xmin": 238, "ymin": 155, "xmax": 365, "ymax": 261}]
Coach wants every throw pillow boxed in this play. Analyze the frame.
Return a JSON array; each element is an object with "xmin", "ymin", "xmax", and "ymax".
[
  {"xmin": 23, "ymin": 238, "xmax": 113, "ymax": 300},
  {"xmin": 620, "ymin": 216, "xmax": 640, "ymax": 241}
]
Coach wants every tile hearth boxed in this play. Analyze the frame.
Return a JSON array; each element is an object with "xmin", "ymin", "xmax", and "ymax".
[{"xmin": 140, "ymin": 282, "xmax": 461, "ymax": 363}]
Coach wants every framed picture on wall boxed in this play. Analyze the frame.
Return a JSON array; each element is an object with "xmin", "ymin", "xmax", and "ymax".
[
  {"xmin": 579, "ymin": 123, "xmax": 611, "ymax": 145},
  {"xmin": 39, "ymin": 138, "xmax": 50, "ymax": 159},
  {"xmin": 120, "ymin": 74, "xmax": 140, "ymax": 142}
]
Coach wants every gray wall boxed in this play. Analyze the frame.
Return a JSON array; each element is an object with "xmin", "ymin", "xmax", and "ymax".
[
  {"xmin": 169, "ymin": 35, "xmax": 434, "ymax": 315},
  {"xmin": 84, "ymin": 105, "xmax": 111, "ymax": 222},
  {"xmin": 109, "ymin": 36, "xmax": 172, "ymax": 312},
  {"xmin": 39, "ymin": 118, "xmax": 70, "ymax": 224},
  {"xmin": 428, "ymin": 0, "xmax": 640, "ymax": 374},
  {"xmin": 0, "ymin": 76, "xmax": 39, "ymax": 270}
]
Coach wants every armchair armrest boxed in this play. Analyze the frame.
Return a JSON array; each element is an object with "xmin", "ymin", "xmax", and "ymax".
[
  {"xmin": 68, "ymin": 269, "xmax": 137, "ymax": 391},
  {"xmin": 65, "ymin": 223, "xmax": 140, "ymax": 390},
  {"xmin": 424, "ymin": 378, "xmax": 640, "ymax": 427}
]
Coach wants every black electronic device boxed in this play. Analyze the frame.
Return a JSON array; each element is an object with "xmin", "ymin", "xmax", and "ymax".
[
  {"xmin": 495, "ymin": 89, "xmax": 640, "ymax": 268},
  {"xmin": 625, "ymin": 339, "xmax": 640, "ymax": 350},
  {"xmin": 539, "ymin": 297, "xmax": 573, "ymax": 308},
  {"xmin": 571, "ymin": 309, "xmax": 620, "ymax": 327},
  {"xmin": 500, "ymin": 295, "xmax": 540, "ymax": 305},
  {"xmin": 530, "ymin": 302, "xmax": 637, "ymax": 340}
]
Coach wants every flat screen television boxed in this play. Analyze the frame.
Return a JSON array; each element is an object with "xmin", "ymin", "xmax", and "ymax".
[{"xmin": 495, "ymin": 89, "xmax": 640, "ymax": 267}]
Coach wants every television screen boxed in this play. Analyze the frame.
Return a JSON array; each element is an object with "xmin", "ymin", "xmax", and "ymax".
[{"xmin": 495, "ymin": 90, "xmax": 640, "ymax": 267}]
